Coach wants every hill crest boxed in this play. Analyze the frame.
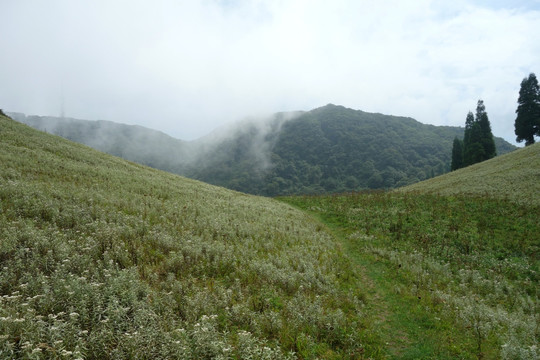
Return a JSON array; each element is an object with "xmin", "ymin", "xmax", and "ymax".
[
  {"xmin": 399, "ymin": 142, "xmax": 540, "ymax": 205},
  {"xmin": 9, "ymin": 105, "xmax": 517, "ymax": 195}
]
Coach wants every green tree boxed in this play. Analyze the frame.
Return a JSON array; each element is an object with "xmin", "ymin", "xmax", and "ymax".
[
  {"xmin": 475, "ymin": 100, "xmax": 496, "ymax": 160},
  {"xmin": 451, "ymin": 137, "xmax": 464, "ymax": 171},
  {"xmin": 463, "ymin": 101, "xmax": 496, "ymax": 167},
  {"xmin": 463, "ymin": 112, "xmax": 475, "ymax": 166},
  {"xmin": 468, "ymin": 122, "xmax": 486, "ymax": 164},
  {"xmin": 515, "ymin": 73, "xmax": 540, "ymax": 145}
]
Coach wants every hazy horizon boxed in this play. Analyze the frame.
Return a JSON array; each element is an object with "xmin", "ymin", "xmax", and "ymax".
[{"xmin": 2, "ymin": 0, "xmax": 539, "ymax": 145}]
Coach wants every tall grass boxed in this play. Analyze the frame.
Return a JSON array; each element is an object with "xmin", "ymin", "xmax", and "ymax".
[
  {"xmin": 0, "ymin": 115, "xmax": 370, "ymax": 359},
  {"xmin": 399, "ymin": 143, "xmax": 540, "ymax": 206},
  {"xmin": 3, "ymin": 112, "xmax": 537, "ymax": 359},
  {"xmin": 283, "ymin": 192, "xmax": 539, "ymax": 359}
]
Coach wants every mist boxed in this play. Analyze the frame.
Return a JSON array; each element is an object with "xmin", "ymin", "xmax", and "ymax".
[
  {"xmin": 1, "ymin": 1, "xmax": 540, "ymax": 145},
  {"xmin": 8, "ymin": 109, "xmax": 302, "ymax": 181}
]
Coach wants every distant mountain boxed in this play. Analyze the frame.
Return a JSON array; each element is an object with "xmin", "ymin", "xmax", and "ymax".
[
  {"xmin": 9, "ymin": 104, "xmax": 516, "ymax": 195},
  {"xmin": 179, "ymin": 105, "xmax": 516, "ymax": 195}
]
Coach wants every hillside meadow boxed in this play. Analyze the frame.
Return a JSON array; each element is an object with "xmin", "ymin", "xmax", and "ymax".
[
  {"xmin": 0, "ymin": 114, "xmax": 375, "ymax": 358},
  {"xmin": 1, "ymin": 112, "xmax": 538, "ymax": 359},
  {"xmin": 400, "ymin": 143, "xmax": 540, "ymax": 206},
  {"xmin": 281, "ymin": 145, "xmax": 539, "ymax": 359}
]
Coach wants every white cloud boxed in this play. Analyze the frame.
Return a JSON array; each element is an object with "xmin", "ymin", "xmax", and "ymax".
[{"xmin": 1, "ymin": 0, "xmax": 539, "ymax": 144}]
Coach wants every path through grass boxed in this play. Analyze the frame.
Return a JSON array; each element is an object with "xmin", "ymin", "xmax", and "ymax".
[
  {"xmin": 299, "ymin": 209, "xmax": 473, "ymax": 359},
  {"xmin": 280, "ymin": 192, "xmax": 539, "ymax": 359}
]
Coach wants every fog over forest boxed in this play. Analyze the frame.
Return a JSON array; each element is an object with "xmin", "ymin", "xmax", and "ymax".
[{"xmin": 8, "ymin": 104, "xmax": 517, "ymax": 196}]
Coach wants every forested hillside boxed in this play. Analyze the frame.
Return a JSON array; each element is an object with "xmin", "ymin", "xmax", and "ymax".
[
  {"xmin": 10, "ymin": 105, "xmax": 516, "ymax": 196},
  {"xmin": 7, "ymin": 113, "xmax": 190, "ymax": 171}
]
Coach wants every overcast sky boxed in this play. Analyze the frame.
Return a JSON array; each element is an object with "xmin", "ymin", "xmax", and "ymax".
[{"xmin": 1, "ymin": 0, "xmax": 539, "ymax": 144}]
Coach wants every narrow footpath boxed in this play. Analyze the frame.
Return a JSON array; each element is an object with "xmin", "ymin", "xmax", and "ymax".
[{"xmin": 294, "ymin": 208, "xmax": 475, "ymax": 360}]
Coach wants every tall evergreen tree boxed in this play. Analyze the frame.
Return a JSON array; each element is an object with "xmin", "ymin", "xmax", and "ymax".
[
  {"xmin": 463, "ymin": 111, "xmax": 475, "ymax": 166},
  {"xmin": 515, "ymin": 73, "xmax": 540, "ymax": 145},
  {"xmin": 461, "ymin": 101, "xmax": 496, "ymax": 167},
  {"xmin": 451, "ymin": 137, "xmax": 464, "ymax": 171},
  {"xmin": 475, "ymin": 100, "xmax": 496, "ymax": 160},
  {"xmin": 468, "ymin": 122, "xmax": 485, "ymax": 164}
]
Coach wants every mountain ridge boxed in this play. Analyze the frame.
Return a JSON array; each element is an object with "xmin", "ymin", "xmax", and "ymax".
[{"xmin": 9, "ymin": 104, "xmax": 517, "ymax": 195}]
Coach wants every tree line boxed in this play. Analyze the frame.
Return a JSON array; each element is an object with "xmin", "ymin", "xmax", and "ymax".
[{"xmin": 451, "ymin": 72, "xmax": 540, "ymax": 171}]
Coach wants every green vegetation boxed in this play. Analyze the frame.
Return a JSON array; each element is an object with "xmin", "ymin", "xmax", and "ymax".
[
  {"xmin": 514, "ymin": 73, "xmax": 540, "ymax": 146},
  {"xmin": 281, "ymin": 189, "xmax": 539, "ymax": 359},
  {"xmin": 400, "ymin": 143, "xmax": 540, "ymax": 206},
  {"xmin": 450, "ymin": 137, "xmax": 464, "ymax": 171},
  {"xmin": 0, "ymin": 114, "xmax": 375, "ymax": 358},
  {"xmin": 6, "ymin": 113, "xmax": 190, "ymax": 171},
  {"xmin": 247, "ymin": 105, "xmax": 466, "ymax": 194},
  {"xmin": 2, "ymin": 110, "xmax": 536, "ymax": 359},
  {"xmin": 455, "ymin": 101, "xmax": 497, "ymax": 171},
  {"xmin": 280, "ymin": 143, "xmax": 539, "ymax": 358},
  {"xmin": 475, "ymin": 100, "xmax": 497, "ymax": 162},
  {"xmin": 9, "ymin": 104, "xmax": 516, "ymax": 196}
]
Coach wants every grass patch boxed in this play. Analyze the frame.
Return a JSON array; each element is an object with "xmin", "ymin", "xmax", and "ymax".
[
  {"xmin": 399, "ymin": 143, "xmax": 540, "ymax": 206},
  {"xmin": 2, "ymin": 112, "xmax": 537, "ymax": 359},
  {"xmin": 280, "ymin": 191, "xmax": 539, "ymax": 359}
]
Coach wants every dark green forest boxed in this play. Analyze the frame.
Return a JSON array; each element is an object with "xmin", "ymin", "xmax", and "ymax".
[
  {"xmin": 9, "ymin": 104, "xmax": 516, "ymax": 196},
  {"xmin": 181, "ymin": 105, "xmax": 515, "ymax": 195}
]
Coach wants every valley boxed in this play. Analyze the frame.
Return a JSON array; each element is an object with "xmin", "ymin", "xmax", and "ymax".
[{"xmin": 0, "ymin": 113, "xmax": 537, "ymax": 359}]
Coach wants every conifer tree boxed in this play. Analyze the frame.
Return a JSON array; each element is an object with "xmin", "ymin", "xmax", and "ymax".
[
  {"xmin": 475, "ymin": 100, "xmax": 496, "ymax": 160},
  {"xmin": 461, "ymin": 101, "xmax": 496, "ymax": 167},
  {"xmin": 463, "ymin": 112, "xmax": 475, "ymax": 166},
  {"xmin": 468, "ymin": 122, "xmax": 485, "ymax": 164},
  {"xmin": 451, "ymin": 137, "xmax": 464, "ymax": 171},
  {"xmin": 515, "ymin": 73, "xmax": 540, "ymax": 145}
]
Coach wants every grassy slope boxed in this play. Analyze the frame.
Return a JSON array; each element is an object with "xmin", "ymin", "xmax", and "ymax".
[
  {"xmin": 399, "ymin": 143, "xmax": 540, "ymax": 205},
  {"xmin": 0, "ymin": 115, "xmax": 373, "ymax": 359},
  {"xmin": 281, "ymin": 144, "xmax": 539, "ymax": 359},
  {"xmin": 2, "ymin": 112, "xmax": 537, "ymax": 359}
]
